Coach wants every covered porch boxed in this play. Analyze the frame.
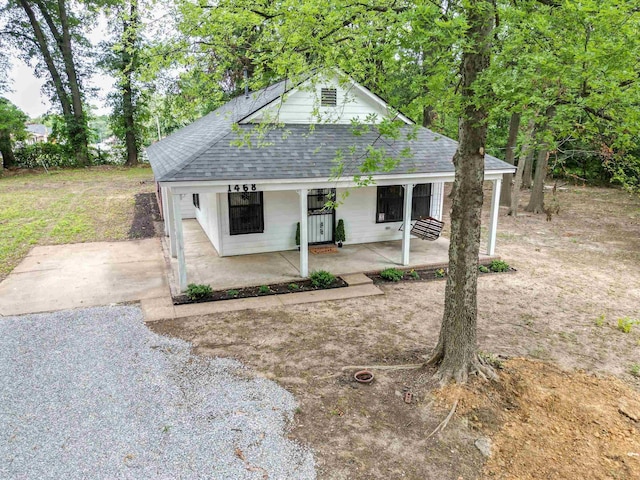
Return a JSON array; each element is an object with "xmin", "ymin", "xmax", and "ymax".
[{"xmin": 165, "ymin": 219, "xmax": 495, "ymax": 295}]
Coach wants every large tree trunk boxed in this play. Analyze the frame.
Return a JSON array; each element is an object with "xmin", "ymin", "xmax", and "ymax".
[
  {"xmin": 526, "ymin": 106, "xmax": 556, "ymax": 214},
  {"xmin": 508, "ymin": 118, "xmax": 536, "ymax": 216},
  {"xmin": 427, "ymin": 0, "xmax": 497, "ymax": 384},
  {"xmin": 56, "ymin": 0, "xmax": 89, "ymax": 166},
  {"xmin": 18, "ymin": 0, "xmax": 73, "ymax": 122},
  {"xmin": 122, "ymin": 0, "xmax": 139, "ymax": 166},
  {"xmin": 422, "ymin": 105, "xmax": 434, "ymax": 128},
  {"xmin": 0, "ymin": 130, "xmax": 16, "ymax": 168},
  {"xmin": 499, "ymin": 112, "xmax": 521, "ymax": 206},
  {"xmin": 521, "ymin": 147, "xmax": 533, "ymax": 188}
]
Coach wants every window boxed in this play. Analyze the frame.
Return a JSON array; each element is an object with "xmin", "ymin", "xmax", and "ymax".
[
  {"xmin": 192, "ymin": 193, "xmax": 200, "ymax": 209},
  {"xmin": 376, "ymin": 184, "xmax": 432, "ymax": 223},
  {"xmin": 229, "ymin": 191, "xmax": 264, "ymax": 235},
  {"xmin": 376, "ymin": 186, "xmax": 404, "ymax": 223},
  {"xmin": 411, "ymin": 183, "xmax": 431, "ymax": 220},
  {"xmin": 320, "ymin": 88, "xmax": 337, "ymax": 107}
]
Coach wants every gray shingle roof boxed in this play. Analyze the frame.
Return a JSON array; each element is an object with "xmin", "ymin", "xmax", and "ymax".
[{"xmin": 147, "ymin": 82, "xmax": 513, "ymax": 183}]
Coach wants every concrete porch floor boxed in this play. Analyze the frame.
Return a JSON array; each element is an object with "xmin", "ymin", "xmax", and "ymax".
[{"xmin": 167, "ymin": 219, "xmax": 492, "ymax": 293}]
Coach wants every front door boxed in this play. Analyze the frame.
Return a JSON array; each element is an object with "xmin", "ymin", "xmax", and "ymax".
[{"xmin": 307, "ymin": 188, "xmax": 336, "ymax": 244}]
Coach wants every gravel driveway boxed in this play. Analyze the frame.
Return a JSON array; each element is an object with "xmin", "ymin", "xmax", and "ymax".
[{"xmin": 0, "ymin": 306, "xmax": 315, "ymax": 479}]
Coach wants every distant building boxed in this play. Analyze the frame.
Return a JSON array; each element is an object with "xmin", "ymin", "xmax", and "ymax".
[{"xmin": 25, "ymin": 124, "xmax": 49, "ymax": 144}]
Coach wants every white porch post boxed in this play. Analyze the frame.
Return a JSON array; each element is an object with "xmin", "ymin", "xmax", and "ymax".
[
  {"xmin": 487, "ymin": 178, "xmax": 502, "ymax": 256},
  {"xmin": 166, "ymin": 191, "xmax": 177, "ymax": 258},
  {"xmin": 299, "ymin": 188, "xmax": 309, "ymax": 277},
  {"xmin": 402, "ymin": 183, "xmax": 414, "ymax": 266},
  {"xmin": 172, "ymin": 192, "xmax": 188, "ymax": 292}
]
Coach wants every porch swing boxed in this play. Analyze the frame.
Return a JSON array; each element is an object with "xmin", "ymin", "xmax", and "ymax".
[{"xmin": 399, "ymin": 217, "xmax": 445, "ymax": 241}]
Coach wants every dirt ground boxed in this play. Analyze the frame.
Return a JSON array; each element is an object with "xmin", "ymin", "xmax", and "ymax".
[{"xmin": 150, "ymin": 184, "xmax": 640, "ymax": 479}]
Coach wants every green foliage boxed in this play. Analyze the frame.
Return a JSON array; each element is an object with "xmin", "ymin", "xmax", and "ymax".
[
  {"xmin": 310, "ymin": 270, "xmax": 336, "ymax": 288},
  {"xmin": 335, "ymin": 219, "xmax": 346, "ymax": 243},
  {"xmin": 435, "ymin": 268, "xmax": 446, "ymax": 278},
  {"xmin": 630, "ymin": 364, "xmax": 640, "ymax": 378},
  {"xmin": 258, "ymin": 285, "xmax": 271, "ymax": 294},
  {"xmin": 380, "ymin": 268, "xmax": 404, "ymax": 282},
  {"xmin": 489, "ymin": 260, "xmax": 510, "ymax": 273},
  {"xmin": 617, "ymin": 317, "xmax": 638, "ymax": 334},
  {"xmin": 295, "ymin": 222, "xmax": 300, "ymax": 246},
  {"xmin": 0, "ymin": 98, "xmax": 28, "ymax": 139},
  {"xmin": 13, "ymin": 144, "xmax": 77, "ymax": 169},
  {"xmin": 408, "ymin": 269, "xmax": 419, "ymax": 280},
  {"xmin": 288, "ymin": 283, "xmax": 299, "ymax": 290},
  {"xmin": 226, "ymin": 289, "xmax": 239, "ymax": 297},
  {"xmin": 478, "ymin": 265, "xmax": 490, "ymax": 273},
  {"xmin": 594, "ymin": 314, "xmax": 606, "ymax": 327},
  {"xmin": 186, "ymin": 283, "xmax": 212, "ymax": 301}
]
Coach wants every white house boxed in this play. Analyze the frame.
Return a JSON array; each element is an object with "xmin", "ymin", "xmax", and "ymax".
[{"xmin": 147, "ymin": 73, "xmax": 515, "ymax": 291}]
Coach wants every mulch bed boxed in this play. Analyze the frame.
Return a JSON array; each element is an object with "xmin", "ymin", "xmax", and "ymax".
[
  {"xmin": 129, "ymin": 192, "xmax": 161, "ymax": 239},
  {"xmin": 368, "ymin": 264, "xmax": 516, "ymax": 285},
  {"xmin": 173, "ymin": 277, "xmax": 349, "ymax": 305}
]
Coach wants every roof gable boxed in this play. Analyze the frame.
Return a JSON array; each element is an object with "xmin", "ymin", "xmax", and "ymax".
[{"xmin": 240, "ymin": 73, "xmax": 414, "ymax": 125}]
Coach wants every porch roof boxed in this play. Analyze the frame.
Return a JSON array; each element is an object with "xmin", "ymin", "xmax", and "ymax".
[{"xmin": 150, "ymin": 123, "xmax": 513, "ymax": 183}]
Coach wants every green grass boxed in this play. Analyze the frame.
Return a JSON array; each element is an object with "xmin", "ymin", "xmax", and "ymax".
[{"xmin": 0, "ymin": 166, "xmax": 154, "ymax": 279}]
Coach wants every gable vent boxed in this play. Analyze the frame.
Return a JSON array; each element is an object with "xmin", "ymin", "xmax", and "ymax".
[{"xmin": 320, "ymin": 88, "xmax": 337, "ymax": 107}]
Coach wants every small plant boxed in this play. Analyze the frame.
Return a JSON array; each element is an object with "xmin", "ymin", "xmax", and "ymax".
[
  {"xmin": 335, "ymin": 219, "xmax": 346, "ymax": 247},
  {"xmin": 479, "ymin": 351, "xmax": 504, "ymax": 369},
  {"xmin": 630, "ymin": 364, "xmax": 640, "ymax": 378},
  {"xmin": 186, "ymin": 283, "xmax": 212, "ymax": 301},
  {"xmin": 226, "ymin": 289, "xmax": 239, "ymax": 297},
  {"xmin": 594, "ymin": 314, "xmax": 605, "ymax": 327},
  {"xmin": 258, "ymin": 285, "xmax": 271, "ymax": 294},
  {"xmin": 478, "ymin": 265, "xmax": 489, "ymax": 273},
  {"xmin": 617, "ymin": 317, "xmax": 637, "ymax": 334},
  {"xmin": 409, "ymin": 269, "xmax": 420, "ymax": 279},
  {"xmin": 435, "ymin": 268, "xmax": 446, "ymax": 278},
  {"xmin": 295, "ymin": 222, "xmax": 300, "ymax": 246},
  {"xmin": 310, "ymin": 270, "xmax": 336, "ymax": 288},
  {"xmin": 288, "ymin": 283, "xmax": 300, "ymax": 290},
  {"xmin": 489, "ymin": 259, "xmax": 510, "ymax": 272},
  {"xmin": 380, "ymin": 267, "xmax": 404, "ymax": 282}
]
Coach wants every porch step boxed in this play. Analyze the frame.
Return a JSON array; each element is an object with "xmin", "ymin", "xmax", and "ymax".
[
  {"xmin": 309, "ymin": 244, "xmax": 338, "ymax": 254},
  {"xmin": 341, "ymin": 273, "xmax": 373, "ymax": 286}
]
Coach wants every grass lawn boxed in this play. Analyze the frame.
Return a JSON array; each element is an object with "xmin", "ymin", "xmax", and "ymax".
[{"xmin": 0, "ymin": 166, "xmax": 155, "ymax": 281}]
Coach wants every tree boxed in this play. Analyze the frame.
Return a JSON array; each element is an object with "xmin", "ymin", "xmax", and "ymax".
[
  {"xmin": 1, "ymin": 0, "xmax": 91, "ymax": 165},
  {"xmin": 102, "ymin": 0, "xmax": 144, "ymax": 165},
  {"xmin": 499, "ymin": 112, "xmax": 521, "ymax": 206},
  {"xmin": 0, "ymin": 97, "xmax": 28, "ymax": 171},
  {"xmin": 425, "ymin": 0, "xmax": 497, "ymax": 383}
]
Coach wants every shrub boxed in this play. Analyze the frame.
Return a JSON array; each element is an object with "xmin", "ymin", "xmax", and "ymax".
[
  {"xmin": 258, "ymin": 285, "xmax": 271, "ymax": 294},
  {"xmin": 226, "ymin": 289, "xmax": 239, "ymax": 297},
  {"xmin": 435, "ymin": 268, "xmax": 446, "ymax": 278},
  {"xmin": 335, "ymin": 219, "xmax": 346, "ymax": 243},
  {"xmin": 288, "ymin": 283, "xmax": 299, "ymax": 290},
  {"xmin": 186, "ymin": 283, "xmax": 212, "ymax": 301},
  {"xmin": 380, "ymin": 268, "xmax": 404, "ymax": 282},
  {"xmin": 13, "ymin": 143, "xmax": 76, "ymax": 169},
  {"xmin": 310, "ymin": 270, "xmax": 336, "ymax": 288},
  {"xmin": 478, "ymin": 265, "xmax": 489, "ymax": 273},
  {"xmin": 489, "ymin": 259, "xmax": 510, "ymax": 272},
  {"xmin": 409, "ymin": 269, "xmax": 420, "ymax": 279},
  {"xmin": 617, "ymin": 317, "xmax": 637, "ymax": 334}
]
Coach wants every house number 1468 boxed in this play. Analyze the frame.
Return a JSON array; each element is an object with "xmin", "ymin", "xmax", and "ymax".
[{"xmin": 228, "ymin": 184, "xmax": 257, "ymax": 192}]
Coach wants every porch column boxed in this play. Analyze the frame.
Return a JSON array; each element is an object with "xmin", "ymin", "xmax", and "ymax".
[
  {"xmin": 166, "ymin": 191, "xmax": 177, "ymax": 258},
  {"xmin": 402, "ymin": 183, "xmax": 414, "ymax": 266},
  {"xmin": 299, "ymin": 188, "xmax": 309, "ymax": 277},
  {"xmin": 172, "ymin": 192, "xmax": 188, "ymax": 292},
  {"xmin": 487, "ymin": 178, "xmax": 502, "ymax": 256}
]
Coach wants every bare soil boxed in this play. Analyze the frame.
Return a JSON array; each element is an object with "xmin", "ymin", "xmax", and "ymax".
[{"xmin": 149, "ymin": 184, "xmax": 640, "ymax": 479}]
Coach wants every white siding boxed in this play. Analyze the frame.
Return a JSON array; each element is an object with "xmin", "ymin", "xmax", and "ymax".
[
  {"xmin": 335, "ymin": 187, "xmax": 404, "ymax": 245},
  {"xmin": 247, "ymin": 76, "xmax": 391, "ymax": 125},
  {"xmin": 195, "ymin": 192, "xmax": 221, "ymax": 253},
  {"xmin": 221, "ymin": 190, "xmax": 300, "ymax": 256},
  {"xmin": 179, "ymin": 194, "xmax": 196, "ymax": 219},
  {"xmin": 430, "ymin": 182, "xmax": 445, "ymax": 220}
]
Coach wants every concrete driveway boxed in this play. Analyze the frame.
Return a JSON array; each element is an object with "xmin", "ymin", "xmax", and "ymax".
[{"xmin": 0, "ymin": 239, "xmax": 169, "ymax": 316}]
